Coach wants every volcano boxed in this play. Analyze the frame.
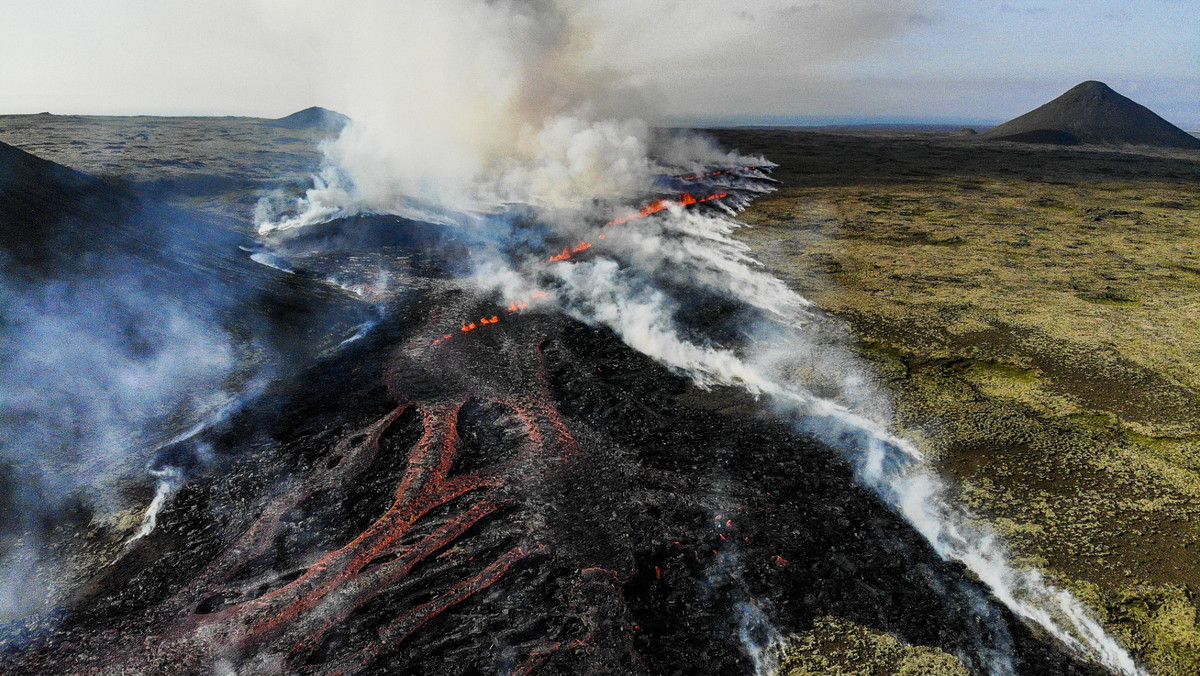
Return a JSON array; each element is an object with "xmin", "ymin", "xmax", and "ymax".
[
  {"xmin": 269, "ymin": 107, "xmax": 351, "ymax": 132},
  {"xmin": 0, "ymin": 114, "xmax": 1149, "ymax": 676},
  {"xmin": 3, "ymin": 266, "xmax": 1109, "ymax": 676},
  {"xmin": 980, "ymin": 81, "xmax": 1200, "ymax": 149},
  {"xmin": 0, "ymin": 149, "xmax": 1117, "ymax": 674}
]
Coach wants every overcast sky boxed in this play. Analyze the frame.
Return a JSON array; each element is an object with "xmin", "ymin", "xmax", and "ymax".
[{"xmin": 1, "ymin": 0, "xmax": 1197, "ymax": 128}]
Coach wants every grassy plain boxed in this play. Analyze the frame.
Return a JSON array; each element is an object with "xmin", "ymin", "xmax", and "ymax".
[{"xmin": 713, "ymin": 128, "xmax": 1200, "ymax": 675}]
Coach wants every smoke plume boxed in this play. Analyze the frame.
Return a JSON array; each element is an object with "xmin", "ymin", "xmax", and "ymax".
[{"xmin": 0, "ymin": 260, "xmax": 246, "ymax": 625}]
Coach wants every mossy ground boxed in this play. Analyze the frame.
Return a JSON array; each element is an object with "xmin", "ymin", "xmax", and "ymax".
[
  {"xmin": 715, "ymin": 129, "xmax": 1200, "ymax": 675},
  {"xmin": 780, "ymin": 616, "xmax": 969, "ymax": 676}
]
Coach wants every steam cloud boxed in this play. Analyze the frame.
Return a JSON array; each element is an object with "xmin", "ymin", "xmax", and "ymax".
[
  {"xmin": 255, "ymin": 1, "xmax": 1142, "ymax": 674},
  {"xmin": 0, "ymin": 263, "xmax": 245, "ymax": 625}
]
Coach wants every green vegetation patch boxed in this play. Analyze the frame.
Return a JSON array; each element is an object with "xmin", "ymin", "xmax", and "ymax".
[
  {"xmin": 779, "ymin": 616, "xmax": 969, "ymax": 676},
  {"xmin": 727, "ymin": 131, "xmax": 1200, "ymax": 674}
]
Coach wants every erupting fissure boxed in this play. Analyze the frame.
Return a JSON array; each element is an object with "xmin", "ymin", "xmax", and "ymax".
[
  {"xmin": 605, "ymin": 191, "xmax": 730, "ymax": 227},
  {"xmin": 433, "ymin": 182, "xmax": 738, "ymax": 349}
]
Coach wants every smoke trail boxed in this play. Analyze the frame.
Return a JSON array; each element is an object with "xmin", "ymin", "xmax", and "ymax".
[
  {"xmin": 704, "ymin": 506, "xmax": 785, "ymax": 675},
  {"xmin": 125, "ymin": 465, "xmax": 184, "ymax": 548},
  {"xmin": 533, "ymin": 209, "xmax": 1143, "ymax": 674},
  {"xmin": 254, "ymin": 1, "xmax": 1142, "ymax": 673},
  {"xmin": 736, "ymin": 599, "xmax": 783, "ymax": 676},
  {"xmin": 119, "ymin": 371, "xmax": 271, "ymax": 551},
  {"xmin": 529, "ymin": 209, "xmax": 1143, "ymax": 675}
]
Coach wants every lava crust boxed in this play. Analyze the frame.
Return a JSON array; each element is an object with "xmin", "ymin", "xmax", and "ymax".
[{"xmin": 4, "ymin": 281, "xmax": 1111, "ymax": 675}]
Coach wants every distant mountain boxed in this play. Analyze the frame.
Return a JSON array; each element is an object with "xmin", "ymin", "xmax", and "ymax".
[
  {"xmin": 268, "ymin": 106, "xmax": 350, "ymax": 131},
  {"xmin": 981, "ymin": 81, "xmax": 1200, "ymax": 149}
]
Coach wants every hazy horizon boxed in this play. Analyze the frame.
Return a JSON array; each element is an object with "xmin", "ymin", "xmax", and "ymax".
[{"xmin": 2, "ymin": 1, "xmax": 1197, "ymax": 128}]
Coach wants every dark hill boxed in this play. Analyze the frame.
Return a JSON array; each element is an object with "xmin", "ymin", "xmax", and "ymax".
[
  {"xmin": 0, "ymin": 138, "xmax": 359, "ymax": 329},
  {"xmin": 0, "ymin": 139, "xmax": 135, "ymax": 270},
  {"xmin": 0, "ymin": 139, "xmax": 258, "ymax": 277},
  {"xmin": 268, "ymin": 106, "xmax": 349, "ymax": 131},
  {"xmin": 981, "ymin": 81, "xmax": 1200, "ymax": 149}
]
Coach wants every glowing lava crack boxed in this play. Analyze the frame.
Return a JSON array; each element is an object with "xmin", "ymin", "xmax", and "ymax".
[{"xmin": 74, "ymin": 320, "xmax": 594, "ymax": 674}]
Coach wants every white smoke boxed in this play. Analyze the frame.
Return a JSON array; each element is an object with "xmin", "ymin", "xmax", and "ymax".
[
  {"xmin": 533, "ymin": 211, "xmax": 1143, "ymax": 675},
  {"xmin": 0, "ymin": 271, "xmax": 242, "ymax": 625},
  {"xmin": 124, "ymin": 465, "xmax": 185, "ymax": 548},
  {"xmin": 736, "ymin": 599, "xmax": 783, "ymax": 676},
  {"xmin": 256, "ymin": 0, "xmax": 655, "ymax": 233},
  {"xmin": 250, "ymin": 1, "xmax": 1142, "ymax": 673}
]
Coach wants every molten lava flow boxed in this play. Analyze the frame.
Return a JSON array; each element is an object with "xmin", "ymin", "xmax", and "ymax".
[
  {"xmin": 436, "ymin": 183, "xmax": 733, "ymax": 351},
  {"xmin": 107, "ymin": 322, "xmax": 590, "ymax": 674},
  {"xmin": 606, "ymin": 199, "xmax": 666, "ymax": 226},
  {"xmin": 605, "ymin": 191, "xmax": 729, "ymax": 226},
  {"xmin": 430, "ymin": 294, "xmax": 547, "ymax": 347},
  {"xmin": 549, "ymin": 240, "xmax": 595, "ymax": 263}
]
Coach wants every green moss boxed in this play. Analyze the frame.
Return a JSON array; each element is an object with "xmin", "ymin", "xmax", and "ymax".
[
  {"xmin": 1107, "ymin": 584, "xmax": 1200, "ymax": 676},
  {"xmin": 858, "ymin": 340, "xmax": 909, "ymax": 365},
  {"xmin": 780, "ymin": 617, "xmax": 969, "ymax": 676},
  {"xmin": 1079, "ymin": 292, "xmax": 1139, "ymax": 306},
  {"xmin": 968, "ymin": 360, "xmax": 1041, "ymax": 384},
  {"xmin": 734, "ymin": 152, "xmax": 1200, "ymax": 674}
]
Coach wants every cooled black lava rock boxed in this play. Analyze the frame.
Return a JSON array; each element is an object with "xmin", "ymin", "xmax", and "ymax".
[{"xmin": 3, "ymin": 292, "xmax": 1111, "ymax": 675}]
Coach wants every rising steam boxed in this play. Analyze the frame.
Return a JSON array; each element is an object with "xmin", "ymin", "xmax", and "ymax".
[
  {"xmin": 0, "ymin": 267, "xmax": 244, "ymax": 625},
  {"xmin": 255, "ymin": 1, "xmax": 1142, "ymax": 674},
  {"xmin": 518, "ymin": 191, "xmax": 1143, "ymax": 676}
]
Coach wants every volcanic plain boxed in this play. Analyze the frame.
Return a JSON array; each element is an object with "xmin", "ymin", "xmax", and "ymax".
[{"xmin": 713, "ymin": 127, "xmax": 1200, "ymax": 675}]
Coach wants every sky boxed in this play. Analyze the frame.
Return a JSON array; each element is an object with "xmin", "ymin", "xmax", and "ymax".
[{"xmin": 0, "ymin": 0, "xmax": 1197, "ymax": 128}]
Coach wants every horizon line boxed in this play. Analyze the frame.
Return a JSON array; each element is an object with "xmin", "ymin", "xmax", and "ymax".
[{"xmin": 2, "ymin": 111, "xmax": 1197, "ymax": 133}]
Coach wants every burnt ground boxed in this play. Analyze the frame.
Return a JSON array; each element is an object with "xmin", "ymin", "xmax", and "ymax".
[{"xmin": 4, "ymin": 281, "xmax": 1109, "ymax": 674}]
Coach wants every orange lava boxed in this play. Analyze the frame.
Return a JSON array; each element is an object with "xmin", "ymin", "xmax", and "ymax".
[
  {"xmin": 605, "ymin": 191, "xmax": 729, "ymax": 226},
  {"xmin": 435, "ymin": 185, "xmax": 731, "ymax": 349},
  {"xmin": 138, "ymin": 382, "xmax": 585, "ymax": 673}
]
